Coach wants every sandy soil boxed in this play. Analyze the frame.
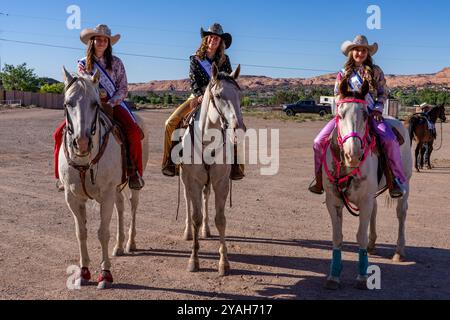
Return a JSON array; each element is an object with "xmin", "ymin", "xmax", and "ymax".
[{"xmin": 0, "ymin": 108, "xmax": 449, "ymax": 300}]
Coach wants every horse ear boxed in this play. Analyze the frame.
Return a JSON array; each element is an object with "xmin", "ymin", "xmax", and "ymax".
[
  {"xmin": 339, "ymin": 77, "xmax": 352, "ymax": 98},
  {"xmin": 231, "ymin": 64, "xmax": 241, "ymax": 80},
  {"xmin": 91, "ymin": 69, "xmax": 100, "ymax": 84},
  {"xmin": 62, "ymin": 66, "xmax": 73, "ymax": 87},
  {"xmin": 211, "ymin": 62, "xmax": 219, "ymax": 81},
  {"xmin": 360, "ymin": 80, "xmax": 370, "ymax": 98}
]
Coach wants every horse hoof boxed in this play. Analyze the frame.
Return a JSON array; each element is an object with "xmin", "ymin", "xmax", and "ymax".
[
  {"xmin": 183, "ymin": 233, "xmax": 193, "ymax": 241},
  {"xmin": 324, "ymin": 279, "xmax": 341, "ymax": 290},
  {"xmin": 77, "ymin": 267, "xmax": 91, "ymax": 286},
  {"xmin": 188, "ymin": 259, "xmax": 200, "ymax": 273},
  {"xmin": 392, "ymin": 253, "xmax": 406, "ymax": 263},
  {"xmin": 355, "ymin": 280, "xmax": 368, "ymax": 290},
  {"xmin": 113, "ymin": 247, "xmax": 125, "ymax": 257},
  {"xmin": 219, "ymin": 264, "xmax": 231, "ymax": 277},
  {"xmin": 126, "ymin": 243, "xmax": 137, "ymax": 253},
  {"xmin": 97, "ymin": 281, "xmax": 113, "ymax": 290},
  {"xmin": 97, "ymin": 271, "xmax": 113, "ymax": 290}
]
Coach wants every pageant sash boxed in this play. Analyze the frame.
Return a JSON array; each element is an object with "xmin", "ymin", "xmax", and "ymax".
[
  {"xmin": 343, "ymin": 68, "xmax": 376, "ymax": 110},
  {"xmin": 196, "ymin": 57, "xmax": 213, "ymax": 79}
]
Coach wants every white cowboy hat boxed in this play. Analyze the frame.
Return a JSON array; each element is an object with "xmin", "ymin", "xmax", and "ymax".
[
  {"xmin": 341, "ymin": 35, "xmax": 378, "ymax": 56},
  {"xmin": 80, "ymin": 24, "xmax": 121, "ymax": 46},
  {"xmin": 200, "ymin": 23, "xmax": 232, "ymax": 49}
]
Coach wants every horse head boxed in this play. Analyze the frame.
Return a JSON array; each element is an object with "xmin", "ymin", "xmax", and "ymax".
[
  {"xmin": 336, "ymin": 77, "xmax": 370, "ymax": 168},
  {"xmin": 62, "ymin": 67, "xmax": 101, "ymax": 158},
  {"xmin": 438, "ymin": 104, "xmax": 447, "ymax": 123},
  {"xmin": 206, "ymin": 63, "xmax": 243, "ymax": 142}
]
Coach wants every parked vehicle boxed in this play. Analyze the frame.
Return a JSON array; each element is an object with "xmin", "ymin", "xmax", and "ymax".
[{"xmin": 282, "ymin": 100, "xmax": 331, "ymax": 117}]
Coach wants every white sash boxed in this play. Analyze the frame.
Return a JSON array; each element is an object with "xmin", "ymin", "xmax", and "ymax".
[
  {"xmin": 78, "ymin": 58, "xmax": 136, "ymax": 122},
  {"xmin": 343, "ymin": 68, "xmax": 376, "ymax": 110}
]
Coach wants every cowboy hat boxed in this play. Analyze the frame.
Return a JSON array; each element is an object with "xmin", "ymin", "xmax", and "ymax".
[
  {"xmin": 200, "ymin": 23, "xmax": 232, "ymax": 49},
  {"xmin": 341, "ymin": 35, "xmax": 378, "ymax": 56},
  {"xmin": 80, "ymin": 24, "xmax": 121, "ymax": 46}
]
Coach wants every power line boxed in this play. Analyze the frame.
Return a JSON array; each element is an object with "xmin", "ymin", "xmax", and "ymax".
[
  {"xmin": 2, "ymin": 11, "xmax": 450, "ymax": 49},
  {"xmin": 0, "ymin": 38, "xmax": 337, "ymax": 73},
  {"xmin": 1, "ymin": 29, "xmax": 448, "ymax": 64}
]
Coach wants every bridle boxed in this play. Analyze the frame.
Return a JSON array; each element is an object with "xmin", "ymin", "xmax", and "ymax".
[
  {"xmin": 207, "ymin": 78, "xmax": 241, "ymax": 131},
  {"xmin": 62, "ymin": 76, "xmax": 113, "ymax": 200},
  {"xmin": 323, "ymin": 98, "xmax": 376, "ymax": 217}
]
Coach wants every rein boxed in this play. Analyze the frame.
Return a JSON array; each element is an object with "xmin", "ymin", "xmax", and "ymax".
[
  {"xmin": 323, "ymin": 99, "xmax": 376, "ymax": 217},
  {"xmin": 63, "ymin": 77, "xmax": 114, "ymax": 200}
]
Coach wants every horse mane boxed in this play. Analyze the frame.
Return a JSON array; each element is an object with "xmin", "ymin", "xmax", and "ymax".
[{"xmin": 214, "ymin": 72, "xmax": 241, "ymax": 91}]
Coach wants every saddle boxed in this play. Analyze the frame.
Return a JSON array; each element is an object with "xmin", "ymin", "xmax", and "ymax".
[{"xmin": 99, "ymin": 110, "xmax": 144, "ymax": 185}]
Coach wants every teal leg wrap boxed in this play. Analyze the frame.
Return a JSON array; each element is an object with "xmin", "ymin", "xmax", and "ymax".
[
  {"xmin": 359, "ymin": 249, "xmax": 369, "ymax": 276},
  {"xmin": 330, "ymin": 249, "xmax": 343, "ymax": 278}
]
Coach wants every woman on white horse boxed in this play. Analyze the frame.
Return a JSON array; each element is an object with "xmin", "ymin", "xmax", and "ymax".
[
  {"xmin": 161, "ymin": 23, "xmax": 245, "ymax": 180},
  {"xmin": 309, "ymin": 35, "xmax": 406, "ymax": 198},
  {"xmin": 53, "ymin": 24, "xmax": 145, "ymax": 190}
]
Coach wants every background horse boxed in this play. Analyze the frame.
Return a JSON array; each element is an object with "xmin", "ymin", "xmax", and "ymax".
[
  {"xmin": 322, "ymin": 80, "xmax": 412, "ymax": 290},
  {"xmin": 180, "ymin": 63, "xmax": 243, "ymax": 276},
  {"xmin": 407, "ymin": 104, "xmax": 446, "ymax": 171},
  {"xmin": 59, "ymin": 68, "xmax": 149, "ymax": 289}
]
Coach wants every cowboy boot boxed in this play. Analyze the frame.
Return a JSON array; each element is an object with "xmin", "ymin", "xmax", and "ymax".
[
  {"xmin": 308, "ymin": 172, "xmax": 324, "ymax": 195},
  {"xmin": 162, "ymin": 141, "xmax": 179, "ymax": 177},
  {"xmin": 230, "ymin": 144, "xmax": 245, "ymax": 181},
  {"xmin": 383, "ymin": 160, "xmax": 405, "ymax": 199},
  {"xmin": 129, "ymin": 171, "xmax": 145, "ymax": 190}
]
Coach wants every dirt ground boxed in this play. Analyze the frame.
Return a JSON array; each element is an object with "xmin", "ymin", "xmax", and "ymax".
[{"xmin": 0, "ymin": 107, "xmax": 449, "ymax": 300}]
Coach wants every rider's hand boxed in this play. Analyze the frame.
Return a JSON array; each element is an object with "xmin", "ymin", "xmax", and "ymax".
[
  {"xmin": 101, "ymin": 102, "xmax": 114, "ymax": 118},
  {"xmin": 197, "ymin": 95, "xmax": 204, "ymax": 104},
  {"xmin": 372, "ymin": 110, "xmax": 383, "ymax": 122}
]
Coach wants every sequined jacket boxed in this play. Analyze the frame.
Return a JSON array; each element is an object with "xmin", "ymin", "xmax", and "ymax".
[{"xmin": 189, "ymin": 54, "xmax": 233, "ymax": 97}]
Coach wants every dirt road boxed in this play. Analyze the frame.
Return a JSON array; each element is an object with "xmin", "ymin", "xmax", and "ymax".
[{"xmin": 0, "ymin": 108, "xmax": 449, "ymax": 300}]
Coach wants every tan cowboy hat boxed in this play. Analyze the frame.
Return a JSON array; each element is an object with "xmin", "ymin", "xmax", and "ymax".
[
  {"xmin": 200, "ymin": 23, "xmax": 232, "ymax": 49},
  {"xmin": 341, "ymin": 35, "xmax": 378, "ymax": 56},
  {"xmin": 80, "ymin": 24, "xmax": 121, "ymax": 46}
]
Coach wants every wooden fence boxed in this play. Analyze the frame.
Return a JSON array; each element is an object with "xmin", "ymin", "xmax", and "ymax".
[{"xmin": 0, "ymin": 90, "xmax": 64, "ymax": 109}]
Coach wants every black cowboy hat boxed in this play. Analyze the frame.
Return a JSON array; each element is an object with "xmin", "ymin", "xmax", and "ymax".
[{"xmin": 200, "ymin": 23, "xmax": 232, "ymax": 49}]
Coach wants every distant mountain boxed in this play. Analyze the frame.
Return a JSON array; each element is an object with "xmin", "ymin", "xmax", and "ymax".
[{"xmin": 129, "ymin": 68, "xmax": 450, "ymax": 94}]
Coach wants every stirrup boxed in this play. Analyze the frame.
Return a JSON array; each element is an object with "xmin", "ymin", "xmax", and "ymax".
[
  {"xmin": 389, "ymin": 178, "xmax": 406, "ymax": 199},
  {"xmin": 129, "ymin": 172, "xmax": 145, "ymax": 190}
]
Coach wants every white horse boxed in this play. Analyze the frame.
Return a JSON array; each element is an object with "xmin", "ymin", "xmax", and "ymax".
[
  {"xmin": 180, "ymin": 63, "xmax": 243, "ymax": 276},
  {"xmin": 322, "ymin": 80, "xmax": 412, "ymax": 290},
  {"xmin": 59, "ymin": 68, "xmax": 149, "ymax": 289}
]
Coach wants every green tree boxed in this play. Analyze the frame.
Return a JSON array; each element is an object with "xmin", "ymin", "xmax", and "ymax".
[
  {"xmin": 40, "ymin": 83, "xmax": 65, "ymax": 94},
  {"xmin": 0, "ymin": 63, "xmax": 40, "ymax": 92}
]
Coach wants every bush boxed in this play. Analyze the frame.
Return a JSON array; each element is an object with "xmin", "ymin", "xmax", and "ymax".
[{"xmin": 40, "ymin": 83, "xmax": 65, "ymax": 94}]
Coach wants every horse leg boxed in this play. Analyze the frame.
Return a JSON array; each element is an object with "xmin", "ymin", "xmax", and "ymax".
[
  {"xmin": 393, "ymin": 186, "xmax": 409, "ymax": 263},
  {"xmin": 183, "ymin": 186, "xmax": 193, "ymax": 241},
  {"xmin": 126, "ymin": 190, "xmax": 139, "ymax": 253},
  {"xmin": 325, "ymin": 197, "xmax": 343, "ymax": 290},
  {"xmin": 420, "ymin": 145, "xmax": 426, "ymax": 169},
  {"xmin": 415, "ymin": 142, "xmax": 422, "ymax": 172},
  {"xmin": 202, "ymin": 182, "xmax": 212, "ymax": 239},
  {"xmin": 427, "ymin": 143, "xmax": 434, "ymax": 170},
  {"xmin": 368, "ymin": 200, "xmax": 378, "ymax": 255},
  {"xmin": 66, "ymin": 193, "xmax": 91, "ymax": 286},
  {"xmin": 213, "ymin": 178, "xmax": 230, "ymax": 276},
  {"xmin": 97, "ymin": 194, "xmax": 115, "ymax": 289},
  {"xmin": 187, "ymin": 183, "xmax": 203, "ymax": 273},
  {"xmin": 355, "ymin": 201, "xmax": 373, "ymax": 290},
  {"xmin": 113, "ymin": 191, "xmax": 125, "ymax": 257}
]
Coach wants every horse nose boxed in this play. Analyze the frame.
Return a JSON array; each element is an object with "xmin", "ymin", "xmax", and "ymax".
[
  {"xmin": 344, "ymin": 152, "xmax": 360, "ymax": 168},
  {"xmin": 74, "ymin": 136, "xmax": 90, "ymax": 154}
]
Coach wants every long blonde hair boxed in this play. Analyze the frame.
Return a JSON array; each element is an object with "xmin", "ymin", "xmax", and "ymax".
[
  {"xmin": 85, "ymin": 38, "xmax": 113, "ymax": 73},
  {"xmin": 195, "ymin": 36, "xmax": 227, "ymax": 66},
  {"xmin": 344, "ymin": 51, "xmax": 377, "ymax": 93}
]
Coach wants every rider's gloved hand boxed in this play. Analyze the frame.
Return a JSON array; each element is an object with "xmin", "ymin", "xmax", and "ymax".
[{"xmin": 372, "ymin": 110, "xmax": 383, "ymax": 122}]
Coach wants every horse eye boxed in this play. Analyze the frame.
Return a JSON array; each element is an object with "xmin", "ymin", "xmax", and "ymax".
[{"xmin": 215, "ymin": 94, "xmax": 221, "ymax": 99}]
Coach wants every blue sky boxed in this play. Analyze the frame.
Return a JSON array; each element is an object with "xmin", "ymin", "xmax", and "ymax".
[{"xmin": 0, "ymin": 0, "xmax": 449, "ymax": 82}]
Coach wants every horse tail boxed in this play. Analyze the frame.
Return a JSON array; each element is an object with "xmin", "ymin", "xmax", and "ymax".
[{"xmin": 406, "ymin": 116, "xmax": 417, "ymax": 146}]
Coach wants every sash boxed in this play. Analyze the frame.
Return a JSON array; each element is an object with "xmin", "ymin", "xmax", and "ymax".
[
  {"xmin": 343, "ymin": 68, "xmax": 376, "ymax": 110},
  {"xmin": 196, "ymin": 57, "xmax": 213, "ymax": 80},
  {"xmin": 78, "ymin": 58, "xmax": 133, "ymax": 117}
]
